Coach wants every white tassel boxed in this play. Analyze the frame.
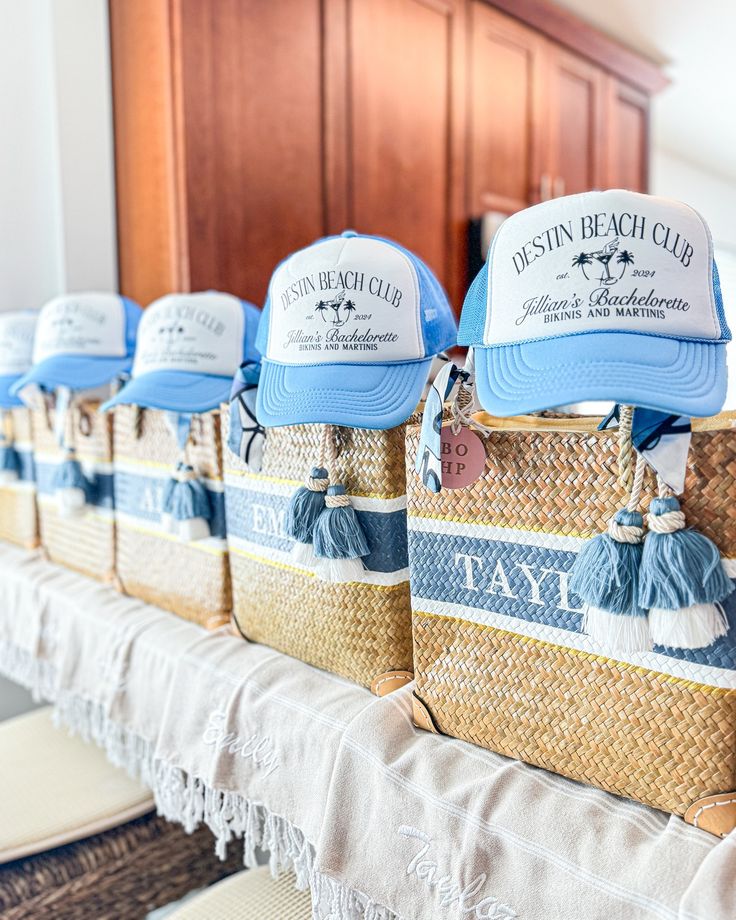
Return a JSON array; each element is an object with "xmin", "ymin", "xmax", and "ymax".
[
  {"xmin": 160, "ymin": 512, "xmax": 176, "ymax": 534},
  {"xmin": 317, "ymin": 556, "xmax": 366, "ymax": 584},
  {"xmin": 582, "ymin": 606, "xmax": 652, "ymax": 653},
  {"xmin": 291, "ymin": 540, "xmax": 318, "ymax": 566},
  {"xmin": 649, "ymin": 603, "xmax": 729, "ymax": 650},
  {"xmin": 57, "ymin": 487, "xmax": 88, "ymax": 518},
  {"xmin": 176, "ymin": 517, "xmax": 211, "ymax": 542}
]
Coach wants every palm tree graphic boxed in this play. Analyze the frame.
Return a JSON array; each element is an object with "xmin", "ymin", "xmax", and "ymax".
[
  {"xmin": 571, "ymin": 252, "xmax": 592, "ymax": 280},
  {"xmin": 616, "ymin": 249, "xmax": 635, "ymax": 280},
  {"xmin": 315, "ymin": 291, "xmax": 355, "ymax": 326}
]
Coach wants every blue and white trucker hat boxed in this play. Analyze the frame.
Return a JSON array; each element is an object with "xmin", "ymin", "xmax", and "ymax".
[
  {"xmin": 101, "ymin": 292, "xmax": 260, "ymax": 413},
  {"xmin": 458, "ymin": 189, "xmax": 731, "ymax": 417},
  {"xmin": 0, "ymin": 311, "xmax": 39, "ymax": 407},
  {"xmin": 12, "ymin": 293, "xmax": 142, "ymax": 395},
  {"xmin": 256, "ymin": 231, "xmax": 457, "ymax": 429}
]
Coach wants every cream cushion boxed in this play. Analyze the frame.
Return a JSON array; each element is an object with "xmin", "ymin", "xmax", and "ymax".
[
  {"xmin": 0, "ymin": 707, "xmax": 153, "ymax": 863},
  {"xmin": 166, "ymin": 867, "xmax": 312, "ymax": 919}
]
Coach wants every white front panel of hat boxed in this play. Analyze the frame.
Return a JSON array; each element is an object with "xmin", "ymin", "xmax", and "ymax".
[
  {"xmin": 485, "ymin": 191, "xmax": 720, "ymax": 345},
  {"xmin": 0, "ymin": 312, "xmax": 37, "ymax": 375},
  {"xmin": 133, "ymin": 293, "xmax": 244, "ymax": 377},
  {"xmin": 34, "ymin": 293, "xmax": 126, "ymax": 362},
  {"xmin": 266, "ymin": 237, "xmax": 423, "ymax": 364}
]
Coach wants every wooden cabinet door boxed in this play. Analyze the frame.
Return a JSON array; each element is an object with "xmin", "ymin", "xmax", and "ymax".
[
  {"xmin": 328, "ymin": 0, "xmax": 465, "ymax": 307},
  {"xmin": 545, "ymin": 47, "xmax": 606, "ymax": 198},
  {"xmin": 111, "ymin": 0, "xmax": 325, "ymax": 307},
  {"xmin": 175, "ymin": 0, "xmax": 324, "ymax": 306},
  {"xmin": 604, "ymin": 78, "xmax": 649, "ymax": 192},
  {"xmin": 468, "ymin": 2, "xmax": 545, "ymax": 215}
]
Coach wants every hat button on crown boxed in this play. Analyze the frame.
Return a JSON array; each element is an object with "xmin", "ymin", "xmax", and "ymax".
[{"xmin": 341, "ymin": 229, "xmax": 358, "ymax": 238}]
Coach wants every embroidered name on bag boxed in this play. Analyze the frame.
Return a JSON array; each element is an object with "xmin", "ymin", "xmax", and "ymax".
[
  {"xmin": 486, "ymin": 192, "xmax": 720, "ymax": 344},
  {"xmin": 399, "ymin": 826, "xmax": 518, "ymax": 919},
  {"xmin": 454, "ymin": 551, "xmax": 581, "ymax": 613}
]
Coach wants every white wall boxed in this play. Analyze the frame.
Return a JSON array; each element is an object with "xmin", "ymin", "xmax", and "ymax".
[
  {"xmin": 651, "ymin": 147, "xmax": 736, "ymax": 408},
  {"xmin": 0, "ymin": 0, "xmax": 117, "ymax": 313},
  {"xmin": 0, "ymin": 0, "xmax": 117, "ymax": 720},
  {"xmin": 651, "ymin": 149, "xmax": 736, "ymax": 253}
]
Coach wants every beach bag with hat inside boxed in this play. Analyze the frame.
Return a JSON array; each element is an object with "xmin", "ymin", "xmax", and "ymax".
[
  {"xmin": 407, "ymin": 190, "xmax": 736, "ymax": 836},
  {"xmin": 12, "ymin": 293, "xmax": 142, "ymax": 581},
  {"xmin": 102, "ymin": 292, "xmax": 260, "ymax": 628},
  {"xmin": 0, "ymin": 312, "xmax": 39, "ymax": 548},
  {"xmin": 224, "ymin": 231, "xmax": 457, "ymax": 690}
]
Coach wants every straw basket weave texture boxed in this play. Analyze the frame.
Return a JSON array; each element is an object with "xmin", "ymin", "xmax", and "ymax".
[
  {"xmin": 0, "ymin": 812, "xmax": 243, "ymax": 920},
  {"xmin": 113, "ymin": 406, "xmax": 231, "ymax": 628},
  {"xmin": 0, "ymin": 408, "xmax": 38, "ymax": 548},
  {"xmin": 406, "ymin": 413, "xmax": 736, "ymax": 817},
  {"xmin": 223, "ymin": 410, "xmax": 413, "ymax": 689},
  {"xmin": 31, "ymin": 401, "xmax": 114, "ymax": 582}
]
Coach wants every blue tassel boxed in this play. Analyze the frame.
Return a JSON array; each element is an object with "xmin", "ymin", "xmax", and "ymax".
[
  {"xmin": 0, "ymin": 443, "xmax": 20, "ymax": 485},
  {"xmin": 286, "ymin": 467, "xmax": 329, "ymax": 565},
  {"xmin": 639, "ymin": 496, "xmax": 732, "ymax": 649},
  {"xmin": 161, "ymin": 463, "xmax": 212, "ymax": 542},
  {"xmin": 570, "ymin": 508, "xmax": 651, "ymax": 652},
  {"xmin": 52, "ymin": 449, "xmax": 89, "ymax": 518},
  {"xmin": 313, "ymin": 484, "xmax": 369, "ymax": 583}
]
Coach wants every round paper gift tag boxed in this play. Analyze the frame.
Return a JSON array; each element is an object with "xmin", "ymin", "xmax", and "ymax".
[{"xmin": 440, "ymin": 426, "xmax": 486, "ymax": 489}]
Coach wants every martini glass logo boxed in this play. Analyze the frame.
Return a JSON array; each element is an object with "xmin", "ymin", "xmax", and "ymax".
[
  {"xmin": 155, "ymin": 319, "xmax": 195, "ymax": 346},
  {"xmin": 314, "ymin": 290, "xmax": 357, "ymax": 328},
  {"xmin": 572, "ymin": 238, "xmax": 635, "ymax": 286}
]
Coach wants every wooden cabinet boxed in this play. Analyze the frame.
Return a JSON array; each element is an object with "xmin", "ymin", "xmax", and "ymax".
[
  {"xmin": 467, "ymin": 3, "xmax": 659, "ymax": 224},
  {"xmin": 329, "ymin": 0, "xmax": 466, "ymax": 306},
  {"xmin": 111, "ymin": 0, "xmax": 325, "ymax": 308},
  {"xmin": 110, "ymin": 0, "xmax": 664, "ymax": 313},
  {"xmin": 469, "ymin": 1, "xmax": 544, "ymax": 214},
  {"xmin": 545, "ymin": 49, "xmax": 606, "ymax": 197},
  {"xmin": 604, "ymin": 79, "xmax": 650, "ymax": 192}
]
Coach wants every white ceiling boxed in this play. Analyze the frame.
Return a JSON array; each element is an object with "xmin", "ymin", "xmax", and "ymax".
[{"xmin": 554, "ymin": 0, "xmax": 736, "ymax": 184}]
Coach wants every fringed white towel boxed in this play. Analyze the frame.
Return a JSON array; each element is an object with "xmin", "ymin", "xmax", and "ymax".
[{"xmin": 0, "ymin": 544, "xmax": 734, "ymax": 919}]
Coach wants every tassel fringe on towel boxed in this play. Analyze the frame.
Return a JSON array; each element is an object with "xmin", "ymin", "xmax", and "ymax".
[{"xmin": 47, "ymin": 694, "xmax": 397, "ymax": 920}]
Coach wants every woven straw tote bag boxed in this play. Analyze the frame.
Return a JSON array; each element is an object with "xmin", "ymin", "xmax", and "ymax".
[
  {"xmin": 31, "ymin": 398, "xmax": 115, "ymax": 582},
  {"xmin": 112, "ymin": 406, "xmax": 231, "ymax": 629},
  {"xmin": 0, "ymin": 408, "xmax": 38, "ymax": 548},
  {"xmin": 406, "ymin": 406, "xmax": 736, "ymax": 835},
  {"xmin": 223, "ymin": 409, "xmax": 414, "ymax": 692}
]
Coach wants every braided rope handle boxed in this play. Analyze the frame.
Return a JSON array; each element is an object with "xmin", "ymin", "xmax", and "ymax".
[
  {"xmin": 133, "ymin": 406, "xmax": 144, "ymax": 440},
  {"xmin": 319, "ymin": 423, "xmax": 343, "ymax": 484},
  {"xmin": 617, "ymin": 405, "xmax": 634, "ymax": 490}
]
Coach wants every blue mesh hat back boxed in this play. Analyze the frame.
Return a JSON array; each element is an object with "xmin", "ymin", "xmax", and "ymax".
[
  {"xmin": 457, "ymin": 264, "xmax": 488, "ymax": 346},
  {"xmin": 121, "ymin": 296, "xmax": 143, "ymax": 356},
  {"xmin": 241, "ymin": 299, "xmax": 263, "ymax": 360},
  {"xmin": 372, "ymin": 234, "xmax": 457, "ymax": 356},
  {"xmin": 712, "ymin": 261, "xmax": 732, "ymax": 341},
  {"xmin": 255, "ymin": 293, "xmax": 272, "ymax": 357}
]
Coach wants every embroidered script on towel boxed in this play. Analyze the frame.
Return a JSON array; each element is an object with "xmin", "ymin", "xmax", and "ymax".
[
  {"xmin": 399, "ymin": 826, "xmax": 518, "ymax": 919},
  {"xmin": 202, "ymin": 710, "xmax": 280, "ymax": 778}
]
